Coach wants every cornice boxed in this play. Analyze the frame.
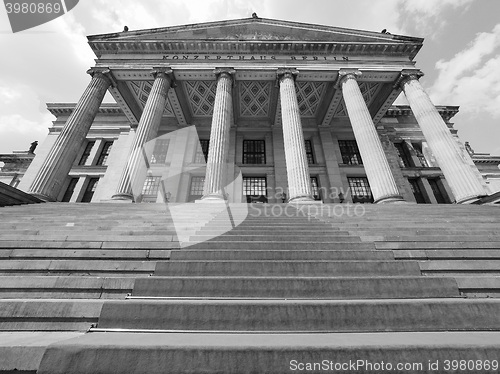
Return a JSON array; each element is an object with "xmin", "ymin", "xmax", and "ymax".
[
  {"xmin": 47, "ymin": 103, "xmax": 124, "ymax": 116},
  {"xmin": 385, "ymin": 105, "xmax": 459, "ymax": 121},
  {"xmin": 88, "ymin": 40, "xmax": 421, "ymax": 60}
]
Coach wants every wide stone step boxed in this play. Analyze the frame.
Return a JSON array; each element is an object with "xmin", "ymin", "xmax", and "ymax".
[
  {"xmin": 131, "ymin": 276, "xmax": 459, "ymax": 299},
  {"xmin": 154, "ymin": 260, "xmax": 421, "ymax": 277},
  {"xmin": 187, "ymin": 241, "xmax": 374, "ymax": 250},
  {"xmin": 0, "ymin": 331, "xmax": 83, "ymax": 373},
  {"xmin": 376, "ymin": 241, "xmax": 500, "ymax": 249},
  {"xmin": 0, "ymin": 235, "xmax": 176, "ymax": 241},
  {"xmin": 382, "ymin": 235, "xmax": 500, "ymax": 242},
  {"xmin": 419, "ymin": 260, "xmax": 500, "ymax": 274},
  {"xmin": 197, "ymin": 227, "xmax": 343, "ymax": 233},
  {"xmin": 36, "ymin": 331, "xmax": 500, "ymax": 374},
  {"xmin": 1, "ymin": 248, "xmax": 173, "ymax": 260},
  {"xmin": 169, "ymin": 249, "xmax": 392, "ymax": 261},
  {"xmin": 0, "ymin": 299, "xmax": 103, "ymax": 331},
  {"xmin": 0, "ymin": 276, "xmax": 134, "ymax": 299},
  {"xmin": 394, "ymin": 249, "xmax": 500, "ymax": 260},
  {"xmin": 455, "ymin": 276, "xmax": 500, "ymax": 298},
  {"xmin": 0, "ymin": 260, "xmax": 156, "ymax": 275},
  {"xmin": 1, "ymin": 248, "xmax": 151, "ymax": 259},
  {"xmin": 94, "ymin": 299, "xmax": 500, "ymax": 332},
  {"xmin": 0, "ymin": 241, "xmax": 180, "ymax": 249},
  {"xmin": 193, "ymin": 235, "xmax": 360, "ymax": 242}
]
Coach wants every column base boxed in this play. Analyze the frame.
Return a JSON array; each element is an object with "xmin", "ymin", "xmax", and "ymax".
[
  {"xmin": 111, "ymin": 193, "xmax": 134, "ymax": 202},
  {"xmin": 288, "ymin": 200, "xmax": 323, "ymax": 205},
  {"xmin": 197, "ymin": 194, "xmax": 227, "ymax": 203},
  {"xmin": 374, "ymin": 195, "xmax": 405, "ymax": 204},
  {"xmin": 288, "ymin": 195, "xmax": 322, "ymax": 204}
]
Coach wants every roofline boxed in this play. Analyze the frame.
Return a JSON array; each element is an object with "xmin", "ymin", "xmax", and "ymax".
[{"xmin": 87, "ymin": 16, "xmax": 424, "ymax": 44}]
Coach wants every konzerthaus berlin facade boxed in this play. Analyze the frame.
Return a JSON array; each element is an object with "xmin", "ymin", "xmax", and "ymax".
[{"xmin": 17, "ymin": 17, "xmax": 500, "ymax": 205}]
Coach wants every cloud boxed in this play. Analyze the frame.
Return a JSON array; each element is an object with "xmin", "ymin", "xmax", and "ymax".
[
  {"xmin": 428, "ymin": 23, "xmax": 500, "ymax": 118},
  {"xmin": 0, "ymin": 86, "xmax": 21, "ymax": 103},
  {"xmin": 399, "ymin": 0, "xmax": 477, "ymax": 35},
  {"xmin": 0, "ymin": 113, "xmax": 53, "ymax": 153}
]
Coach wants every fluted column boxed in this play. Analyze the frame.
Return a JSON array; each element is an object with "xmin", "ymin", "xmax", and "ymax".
[
  {"xmin": 339, "ymin": 69, "xmax": 403, "ymax": 203},
  {"xmin": 399, "ymin": 70, "xmax": 486, "ymax": 203},
  {"xmin": 112, "ymin": 68, "xmax": 172, "ymax": 200},
  {"xmin": 278, "ymin": 69, "xmax": 314, "ymax": 202},
  {"xmin": 201, "ymin": 68, "xmax": 235, "ymax": 201},
  {"xmin": 28, "ymin": 68, "xmax": 112, "ymax": 201}
]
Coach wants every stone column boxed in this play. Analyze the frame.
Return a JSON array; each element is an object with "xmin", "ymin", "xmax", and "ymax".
[
  {"xmin": 339, "ymin": 69, "xmax": 403, "ymax": 203},
  {"xmin": 201, "ymin": 68, "xmax": 235, "ymax": 201},
  {"xmin": 277, "ymin": 69, "xmax": 314, "ymax": 202},
  {"xmin": 399, "ymin": 70, "xmax": 486, "ymax": 203},
  {"xmin": 28, "ymin": 68, "xmax": 112, "ymax": 201},
  {"xmin": 112, "ymin": 68, "xmax": 172, "ymax": 201}
]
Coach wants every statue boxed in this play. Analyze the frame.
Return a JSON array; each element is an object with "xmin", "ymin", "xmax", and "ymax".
[
  {"xmin": 28, "ymin": 141, "xmax": 38, "ymax": 154},
  {"xmin": 464, "ymin": 141, "xmax": 474, "ymax": 156}
]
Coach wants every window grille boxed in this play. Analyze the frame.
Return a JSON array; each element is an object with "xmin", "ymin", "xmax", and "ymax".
[
  {"xmin": 96, "ymin": 141, "xmax": 113, "ymax": 166},
  {"xmin": 243, "ymin": 140, "xmax": 266, "ymax": 164},
  {"xmin": 150, "ymin": 139, "xmax": 169, "ymax": 164},
  {"xmin": 79, "ymin": 141, "xmax": 95, "ymax": 166},
  {"xmin": 194, "ymin": 139, "xmax": 210, "ymax": 163},
  {"xmin": 305, "ymin": 140, "xmax": 315, "ymax": 164},
  {"xmin": 338, "ymin": 140, "xmax": 362, "ymax": 165},
  {"xmin": 347, "ymin": 177, "xmax": 373, "ymax": 203}
]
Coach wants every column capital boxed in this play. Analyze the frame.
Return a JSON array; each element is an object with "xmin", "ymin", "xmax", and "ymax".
[
  {"xmin": 394, "ymin": 69, "xmax": 424, "ymax": 89},
  {"xmin": 276, "ymin": 68, "xmax": 299, "ymax": 83},
  {"xmin": 214, "ymin": 67, "xmax": 236, "ymax": 80},
  {"xmin": 335, "ymin": 69, "xmax": 361, "ymax": 88},
  {"xmin": 86, "ymin": 67, "xmax": 114, "ymax": 87},
  {"xmin": 151, "ymin": 67, "xmax": 175, "ymax": 87}
]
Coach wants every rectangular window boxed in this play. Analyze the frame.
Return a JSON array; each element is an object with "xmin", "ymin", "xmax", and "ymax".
[
  {"xmin": 348, "ymin": 177, "xmax": 373, "ymax": 203},
  {"xmin": 79, "ymin": 141, "xmax": 95, "ymax": 166},
  {"xmin": 243, "ymin": 176, "xmax": 267, "ymax": 203},
  {"xmin": 188, "ymin": 176, "xmax": 205, "ymax": 201},
  {"xmin": 338, "ymin": 140, "xmax": 363, "ymax": 165},
  {"xmin": 305, "ymin": 140, "xmax": 315, "ymax": 164},
  {"xmin": 61, "ymin": 178, "xmax": 78, "ymax": 202},
  {"xmin": 194, "ymin": 139, "xmax": 210, "ymax": 163},
  {"xmin": 412, "ymin": 143, "xmax": 429, "ymax": 168},
  {"xmin": 96, "ymin": 141, "xmax": 113, "ymax": 166},
  {"xmin": 310, "ymin": 176, "xmax": 321, "ymax": 201},
  {"xmin": 81, "ymin": 178, "xmax": 99, "ymax": 203},
  {"xmin": 428, "ymin": 178, "xmax": 448, "ymax": 204},
  {"xmin": 408, "ymin": 178, "xmax": 426, "ymax": 204},
  {"xmin": 150, "ymin": 139, "xmax": 169, "ymax": 164},
  {"xmin": 394, "ymin": 142, "xmax": 413, "ymax": 168},
  {"xmin": 243, "ymin": 140, "xmax": 266, "ymax": 164}
]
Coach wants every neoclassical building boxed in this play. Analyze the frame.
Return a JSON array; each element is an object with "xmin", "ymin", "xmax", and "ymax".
[{"xmin": 17, "ymin": 17, "xmax": 500, "ymax": 205}]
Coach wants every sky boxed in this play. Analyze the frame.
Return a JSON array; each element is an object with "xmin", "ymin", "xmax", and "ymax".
[{"xmin": 0, "ymin": 0, "xmax": 499, "ymax": 157}]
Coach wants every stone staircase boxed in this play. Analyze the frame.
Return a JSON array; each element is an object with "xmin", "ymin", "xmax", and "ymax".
[{"xmin": 0, "ymin": 202, "xmax": 499, "ymax": 373}]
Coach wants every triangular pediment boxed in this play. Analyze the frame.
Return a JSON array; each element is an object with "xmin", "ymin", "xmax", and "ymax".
[{"xmin": 88, "ymin": 17, "xmax": 421, "ymax": 44}]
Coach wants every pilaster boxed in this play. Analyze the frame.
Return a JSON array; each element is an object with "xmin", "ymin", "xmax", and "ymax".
[{"xmin": 319, "ymin": 128, "xmax": 343, "ymax": 203}]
